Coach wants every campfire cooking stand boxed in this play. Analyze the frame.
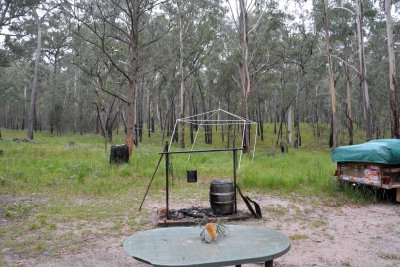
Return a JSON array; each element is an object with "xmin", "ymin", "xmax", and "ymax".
[{"xmin": 160, "ymin": 142, "xmax": 243, "ymax": 220}]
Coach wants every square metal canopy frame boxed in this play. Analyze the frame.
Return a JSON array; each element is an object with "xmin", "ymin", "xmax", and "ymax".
[{"xmin": 168, "ymin": 108, "xmax": 258, "ymax": 170}]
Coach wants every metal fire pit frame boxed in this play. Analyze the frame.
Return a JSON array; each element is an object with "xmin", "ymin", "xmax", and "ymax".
[{"xmin": 159, "ymin": 143, "xmax": 243, "ymax": 220}]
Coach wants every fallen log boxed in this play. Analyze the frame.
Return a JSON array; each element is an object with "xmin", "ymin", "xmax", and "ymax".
[
  {"xmin": 13, "ymin": 137, "xmax": 29, "ymax": 142},
  {"xmin": 12, "ymin": 138, "xmax": 39, "ymax": 143}
]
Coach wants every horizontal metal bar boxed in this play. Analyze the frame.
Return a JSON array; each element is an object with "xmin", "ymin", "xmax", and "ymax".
[{"xmin": 159, "ymin": 148, "xmax": 243, "ymax": 154}]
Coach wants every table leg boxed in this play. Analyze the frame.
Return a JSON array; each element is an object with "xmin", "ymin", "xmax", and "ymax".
[{"xmin": 265, "ymin": 260, "xmax": 273, "ymax": 267}]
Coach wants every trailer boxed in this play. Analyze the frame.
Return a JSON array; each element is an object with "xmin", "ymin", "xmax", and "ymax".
[{"xmin": 331, "ymin": 139, "xmax": 400, "ymax": 202}]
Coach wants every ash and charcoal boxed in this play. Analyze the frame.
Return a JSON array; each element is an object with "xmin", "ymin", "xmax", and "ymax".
[
  {"xmin": 158, "ymin": 207, "xmax": 252, "ymax": 226},
  {"xmin": 166, "ymin": 207, "xmax": 217, "ymax": 220}
]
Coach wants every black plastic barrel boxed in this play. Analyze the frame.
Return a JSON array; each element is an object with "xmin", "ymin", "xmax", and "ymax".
[{"xmin": 209, "ymin": 180, "xmax": 235, "ymax": 215}]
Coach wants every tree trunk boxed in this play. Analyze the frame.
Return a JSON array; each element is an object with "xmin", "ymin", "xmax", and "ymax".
[
  {"xmin": 385, "ymin": 0, "xmax": 399, "ymax": 138},
  {"xmin": 22, "ymin": 85, "xmax": 27, "ymax": 130},
  {"xmin": 147, "ymin": 90, "xmax": 151, "ymax": 138},
  {"xmin": 323, "ymin": 0, "xmax": 338, "ymax": 148},
  {"xmin": 73, "ymin": 70, "xmax": 79, "ymax": 134},
  {"xmin": 279, "ymin": 74, "xmax": 286, "ymax": 139},
  {"xmin": 240, "ymin": 97, "xmax": 249, "ymax": 149},
  {"xmin": 178, "ymin": 6, "xmax": 186, "ymax": 149},
  {"xmin": 257, "ymin": 103, "xmax": 264, "ymax": 141},
  {"xmin": 101, "ymin": 107, "xmax": 108, "ymax": 152},
  {"xmin": 356, "ymin": 0, "xmax": 373, "ymax": 141},
  {"xmin": 165, "ymin": 97, "xmax": 171, "ymax": 137},
  {"xmin": 38, "ymin": 100, "xmax": 42, "ymax": 132},
  {"xmin": 287, "ymin": 105, "xmax": 293, "ymax": 145},
  {"xmin": 125, "ymin": 13, "xmax": 139, "ymax": 155},
  {"xmin": 121, "ymin": 111, "xmax": 127, "ymax": 134},
  {"xmin": 189, "ymin": 89, "xmax": 194, "ymax": 144},
  {"xmin": 294, "ymin": 74, "xmax": 301, "ymax": 148},
  {"xmin": 150, "ymin": 90, "xmax": 155, "ymax": 134},
  {"xmin": 314, "ymin": 85, "xmax": 320, "ymax": 138},
  {"xmin": 27, "ymin": 8, "xmax": 42, "ymax": 140},
  {"xmin": 274, "ymin": 89, "xmax": 277, "ymax": 134},
  {"xmin": 96, "ymin": 113, "xmax": 100, "ymax": 134},
  {"xmin": 238, "ymin": 0, "xmax": 250, "ymax": 152},
  {"xmin": 137, "ymin": 79, "xmax": 143, "ymax": 144},
  {"xmin": 50, "ymin": 49, "xmax": 59, "ymax": 135},
  {"xmin": 343, "ymin": 51, "xmax": 354, "ymax": 145},
  {"xmin": 173, "ymin": 106, "xmax": 178, "ymax": 143}
]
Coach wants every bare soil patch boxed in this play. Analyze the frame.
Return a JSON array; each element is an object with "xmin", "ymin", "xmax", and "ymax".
[{"xmin": 4, "ymin": 195, "xmax": 400, "ymax": 267}]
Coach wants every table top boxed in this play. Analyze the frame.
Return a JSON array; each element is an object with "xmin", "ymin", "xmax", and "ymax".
[{"xmin": 123, "ymin": 225, "xmax": 291, "ymax": 267}]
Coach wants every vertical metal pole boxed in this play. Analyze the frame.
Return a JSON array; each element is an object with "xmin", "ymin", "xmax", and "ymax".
[
  {"xmin": 165, "ymin": 142, "xmax": 170, "ymax": 219},
  {"xmin": 233, "ymin": 149, "xmax": 237, "ymax": 214}
]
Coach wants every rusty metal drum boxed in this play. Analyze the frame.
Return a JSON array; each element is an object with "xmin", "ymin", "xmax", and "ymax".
[{"xmin": 209, "ymin": 180, "xmax": 234, "ymax": 215}]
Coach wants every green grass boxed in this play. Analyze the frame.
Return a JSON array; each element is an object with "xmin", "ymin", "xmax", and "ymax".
[
  {"xmin": 289, "ymin": 233, "xmax": 309, "ymax": 240},
  {"xmin": 380, "ymin": 252, "xmax": 400, "ymax": 260},
  {"xmin": 240, "ymin": 149, "xmax": 336, "ymax": 195},
  {"xmin": 0, "ymin": 124, "xmax": 380, "ymax": 262}
]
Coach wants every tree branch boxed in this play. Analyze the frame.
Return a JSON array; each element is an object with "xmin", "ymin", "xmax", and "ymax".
[
  {"xmin": 332, "ymin": 6, "xmax": 355, "ymax": 16},
  {"xmin": 331, "ymin": 54, "xmax": 360, "ymax": 74},
  {"xmin": 226, "ymin": 0, "xmax": 239, "ymax": 30},
  {"xmin": 101, "ymin": 87, "xmax": 128, "ymax": 104}
]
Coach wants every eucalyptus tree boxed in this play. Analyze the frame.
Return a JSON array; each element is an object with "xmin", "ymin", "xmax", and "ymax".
[
  {"xmin": 141, "ymin": 16, "xmax": 177, "ymax": 140},
  {"xmin": 0, "ymin": 0, "xmax": 41, "ymax": 30},
  {"xmin": 270, "ymin": 23, "xmax": 292, "ymax": 142},
  {"xmin": 227, "ymin": 0, "xmax": 281, "ymax": 152},
  {"xmin": 355, "ymin": 0, "xmax": 373, "ymax": 140},
  {"xmin": 0, "ymin": 0, "xmax": 43, "ymax": 66},
  {"xmin": 43, "ymin": 10, "xmax": 71, "ymax": 135},
  {"xmin": 21, "ymin": 1, "xmax": 59, "ymax": 140},
  {"xmin": 329, "ymin": 1, "xmax": 357, "ymax": 145},
  {"xmin": 212, "ymin": 56, "xmax": 241, "ymax": 146},
  {"xmin": 69, "ymin": 18, "xmax": 131, "ymax": 145},
  {"xmin": 332, "ymin": 0, "xmax": 381, "ymax": 141},
  {"xmin": 385, "ymin": 0, "xmax": 399, "ymax": 138},
  {"xmin": 0, "ymin": 66, "xmax": 27, "ymax": 129},
  {"xmin": 311, "ymin": 1, "xmax": 348, "ymax": 145},
  {"xmin": 247, "ymin": 10, "xmax": 284, "ymax": 143},
  {"xmin": 0, "ymin": 35, "xmax": 33, "ymax": 130},
  {"xmin": 236, "ymin": 0, "xmax": 252, "ymax": 152},
  {"xmin": 278, "ymin": 7, "xmax": 316, "ymax": 148},
  {"xmin": 136, "ymin": 13, "xmax": 181, "ymax": 144},
  {"xmin": 161, "ymin": 0, "xmax": 225, "ymax": 148},
  {"xmin": 304, "ymin": 49, "xmax": 330, "ymax": 139},
  {"xmin": 313, "ymin": 0, "xmax": 382, "ymax": 144},
  {"xmin": 2, "ymin": 1, "xmax": 56, "ymax": 138},
  {"xmin": 364, "ymin": 4, "xmax": 394, "ymax": 137},
  {"xmin": 64, "ymin": 0, "xmax": 168, "ymax": 154},
  {"xmin": 321, "ymin": 0, "xmax": 339, "ymax": 148}
]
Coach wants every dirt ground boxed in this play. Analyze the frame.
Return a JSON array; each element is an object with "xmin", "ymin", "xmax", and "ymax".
[{"xmin": 8, "ymin": 195, "xmax": 400, "ymax": 267}]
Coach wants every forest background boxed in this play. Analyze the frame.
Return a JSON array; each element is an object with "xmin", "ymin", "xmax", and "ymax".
[{"xmin": 0, "ymin": 0, "xmax": 399, "ymax": 151}]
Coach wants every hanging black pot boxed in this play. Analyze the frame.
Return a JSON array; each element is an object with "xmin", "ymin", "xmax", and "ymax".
[{"xmin": 187, "ymin": 170, "xmax": 197, "ymax": 183}]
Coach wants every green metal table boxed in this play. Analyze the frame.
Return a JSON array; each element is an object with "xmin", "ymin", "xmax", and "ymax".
[{"xmin": 123, "ymin": 225, "xmax": 291, "ymax": 267}]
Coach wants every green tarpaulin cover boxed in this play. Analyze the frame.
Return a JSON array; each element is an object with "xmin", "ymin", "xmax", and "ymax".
[{"xmin": 331, "ymin": 139, "xmax": 400, "ymax": 164}]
